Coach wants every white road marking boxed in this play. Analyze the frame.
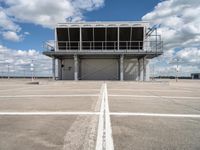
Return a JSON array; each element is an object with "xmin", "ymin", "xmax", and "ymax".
[
  {"xmin": 109, "ymin": 89, "xmax": 192, "ymax": 92},
  {"xmin": 12, "ymin": 89, "xmax": 100, "ymax": 92},
  {"xmin": 1, "ymin": 111, "xmax": 200, "ymax": 118},
  {"xmin": 110, "ymin": 112, "xmax": 200, "ymax": 118},
  {"xmin": 104, "ymin": 83, "xmax": 114, "ymax": 150},
  {"xmin": 96, "ymin": 84, "xmax": 105, "ymax": 150},
  {"xmin": 0, "ymin": 94, "xmax": 99, "ymax": 98},
  {"xmin": 95, "ymin": 83, "xmax": 114, "ymax": 150},
  {"xmin": 0, "ymin": 112, "xmax": 100, "ymax": 115},
  {"xmin": 109, "ymin": 95, "xmax": 200, "ymax": 99}
]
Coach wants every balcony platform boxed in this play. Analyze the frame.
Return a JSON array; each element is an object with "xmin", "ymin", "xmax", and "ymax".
[{"xmin": 43, "ymin": 50, "xmax": 162, "ymax": 59}]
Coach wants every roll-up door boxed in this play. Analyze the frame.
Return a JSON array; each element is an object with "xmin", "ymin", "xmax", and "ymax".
[{"xmin": 81, "ymin": 59, "xmax": 119, "ymax": 80}]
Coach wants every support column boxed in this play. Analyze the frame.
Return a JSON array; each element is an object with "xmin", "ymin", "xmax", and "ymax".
[
  {"xmin": 74, "ymin": 55, "xmax": 78, "ymax": 81},
  {"xmin": 52, "ymin": 57, "xmax": 56, "ymax": 80},
  {"xmin": 143, "ymin": 57, "xmax": 146, "ymax": 81},
  {"xmin": 118, "ymin": 26, "xmax": 120, "ymax": 50},
  {"xmin": 120, "ymin": 55, "xmax": 124, "ymax": 81},
  {"xmin": 79, "ymin": 27, "xmax": 82, "ymax": 50},
  {"xmin": 57, "ymin": 59, "xmax": 62, "ymax": 80},
  {"xmin": 137, "ymin": 58, "xmax": 141, "ymax": 81}
]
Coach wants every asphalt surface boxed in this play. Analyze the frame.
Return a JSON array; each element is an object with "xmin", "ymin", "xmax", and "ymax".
[
  {"xmin": 0, "ymin": 79, "xmax": 200, "ymax": 150},
  {"xmin": 111, "ymin": 116, "xmax": 200, "ymax": 150}
]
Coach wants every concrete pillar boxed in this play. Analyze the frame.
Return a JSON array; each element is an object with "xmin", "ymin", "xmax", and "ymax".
[
  {"xmin": 146, "ymin": 59, "xmax": 150, "ymax": 81},
  {"xmin": 120, "ymin": 55, "xmax": 124, "ymax": 81},
  {"xmin": 74, "ymin": 55, "xmax": 78, "ymax": 80},
  {"xmin": 52, "ymin": 57, "xmax": 56, "ymax": 80},
  {"xmin": 79, "ymin": 27, "xmax": 82, "ymax": 50},
  {"xmin": 57, "ymin": 59, "xmax": 62, "ymax": 80},
  {"xmin": 143, "ymin": 57, "xmax": 146, "ymax": 81},
  {"xmin": 137, "ymin": 58, "xmax": 141, "ymax": 81}
]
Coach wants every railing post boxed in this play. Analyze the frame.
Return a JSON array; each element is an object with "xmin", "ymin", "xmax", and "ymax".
[{"xmin": 118, "ymin": 27, "xmax": 120, "ymax": 50}]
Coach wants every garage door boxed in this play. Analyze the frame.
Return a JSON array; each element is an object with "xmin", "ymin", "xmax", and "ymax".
[{"xmin": 80, "ymin": 59, "xmax": 119, "ymax": 80}]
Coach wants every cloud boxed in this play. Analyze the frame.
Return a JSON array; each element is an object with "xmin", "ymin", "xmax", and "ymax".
[
  {"xmin": 142, "ymin": 0, "xmax": 200, "ymax": 50},
  {"xmin": 2, "ymin": 31, "xmax": 23, "ymax": 42},
  {"xmin": 176, "ymin": 47, "xmax": 200, "ymax": 65},
  {"xmin": 0, "ymin": 7, "xmax": 20, "ymax": 32},
  {"xmin": 1, "ymin": 0, "xmax": 104, "ymax": 29},
  {"xmin": 150, "ymin": 47, "xmax": 200, "ymax": 76},
  {"xmin": 0, "ymin": 44, "xmax": 52, "ymax": 76},
  {"xmin": 143, "ymin": 0, "xmax": 200, "ymax": 76}
]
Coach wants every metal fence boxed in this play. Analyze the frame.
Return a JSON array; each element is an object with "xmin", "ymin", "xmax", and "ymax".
[{"xmin": 44, "ymin": 40, "xmax": 163, "ymax": 53}]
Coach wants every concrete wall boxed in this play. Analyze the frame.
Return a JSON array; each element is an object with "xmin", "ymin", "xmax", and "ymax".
[
  {"xmin": 124, "ymin": 59, "xmax": 138, "ymax": 80},
  {"xmin": 59, "ymin": 59, "xmax": 74, "ymax": 80}
]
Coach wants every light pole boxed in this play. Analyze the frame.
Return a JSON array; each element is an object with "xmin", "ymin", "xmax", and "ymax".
[
  {"xmin": 30, "ymin": 60, "xmax": 34, "ymax": 82},
  {"xmin": 174, "ymin": 58, "xmax": 180, "ymax": 82},
  {"xmin": 7, "ymin": 64, "xmax": 10, "ymax": 79},
  {"xmin": 170, "ymin": 58, "xmax": 180, "ymax": 82}
]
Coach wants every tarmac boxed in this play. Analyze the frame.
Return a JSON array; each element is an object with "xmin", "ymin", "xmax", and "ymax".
[{"xmin": 0, "ymin": 79, "xmax": 200, "ymax": 150}]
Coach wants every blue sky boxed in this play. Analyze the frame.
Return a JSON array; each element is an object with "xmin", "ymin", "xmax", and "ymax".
[
  {"xmin": 0, "ymin": 0, "xmax": 200, "ymax": 76},
  {"xmin": 85, "ymin": 0, "xmax": 160, "ymax": 21}
]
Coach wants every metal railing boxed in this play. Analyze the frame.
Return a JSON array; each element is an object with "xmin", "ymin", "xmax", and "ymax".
[{"xmin": 44, "ymin": 40, "xmax": 163, "ymax": 53}]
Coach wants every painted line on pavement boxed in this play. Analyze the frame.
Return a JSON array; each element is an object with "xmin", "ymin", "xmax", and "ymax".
[
  {"xmin": 96, "ymin": 84, "xmax": 105, "ymax": 150},
  {"xmin": 109, "ymin": 95, "xmax": 200, "ymax": 99},
  {"xmin": 104, "ymin": 83, "xmax": 114, "ymax": 150},
  {"xmin": 0, "ymin": 112, "xmax": 100, "ymax": 115},
  {"xmin": 109, "ymin": 89, "xmax": 192, "ymax": 92},
  {"xmin": 0, "ymin": 94, "xmax": 99, "ymax": 98},
  {"xmin": 110, "ymin": 112, "xmax": 200, "ymax": 118},
  {"xmin": 96, "ymin": 83, "xmax": 114, "ymax": 150}
]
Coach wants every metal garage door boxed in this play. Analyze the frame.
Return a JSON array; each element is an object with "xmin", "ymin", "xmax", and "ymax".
[{"xmin": 80, "ymin": 59, "xmax": 119, "ymax": 80}]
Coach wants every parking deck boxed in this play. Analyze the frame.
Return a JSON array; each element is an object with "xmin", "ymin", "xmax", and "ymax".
[{"xmin": 0, "ymin": 79, "xmax": 200, "ymax": 150}]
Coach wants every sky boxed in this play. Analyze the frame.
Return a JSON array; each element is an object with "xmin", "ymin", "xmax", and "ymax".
[{"xmin": 0, "ymin": 0, "xmax": 200, "ymax": 77}]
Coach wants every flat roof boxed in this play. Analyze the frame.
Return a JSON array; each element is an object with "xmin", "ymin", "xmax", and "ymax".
[{"xmin": 57, "ymin": 21, "xmax": 149, "ymax": 28}]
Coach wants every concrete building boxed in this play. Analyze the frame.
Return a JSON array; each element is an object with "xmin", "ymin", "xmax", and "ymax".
[{"xmin": 43, "ymin": 21, "xmax": 163, "ymax": 80}]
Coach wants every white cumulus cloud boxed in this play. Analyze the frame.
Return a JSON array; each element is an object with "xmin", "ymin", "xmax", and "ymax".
[
  {"xmin": 1, "ymin": 0, "xmax": 104, "ymax": 29},
  {"xmin": 2, "ymin": 31, "xmax": 22, "ymax": 42},
  {"xmin": 0, "ymin": 45, "xmax": 52, "ymax": 76},
  {"xmin": 143, "ymin": 0, "xmax": 200, "ymax": 76}
]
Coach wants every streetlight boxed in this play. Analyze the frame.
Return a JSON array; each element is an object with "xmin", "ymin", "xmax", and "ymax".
[
  {"xmin": 7, "ymin": 64, "xmax": 10, "ymax": 79},
  {"xmin": 30, "ymin": 60, "xmax": 34, "ymax": 82},
  {"xmin": 170, "ymin": 58, "xmax": 181, "ymax": 82}
]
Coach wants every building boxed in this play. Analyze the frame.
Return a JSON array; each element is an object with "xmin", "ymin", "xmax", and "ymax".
[
  {"xmin": 43, "ymin": 21, "xmax": 163, "ymax": 80},
  {"xmin": 191, "ymin": 73, "xmax": 200, "ymax": 79}
]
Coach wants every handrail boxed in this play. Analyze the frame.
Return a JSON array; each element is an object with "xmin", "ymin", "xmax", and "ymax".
[{"xmin": 44, "ymin": 40, "xmax": 163, "ymax": 53}]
